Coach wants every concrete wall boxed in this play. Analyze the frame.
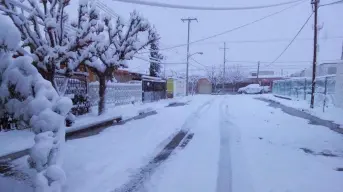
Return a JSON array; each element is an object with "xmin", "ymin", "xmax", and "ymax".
[{"xmin": 334, "ymin": 62, "xmax": 343, "ymax": 108}]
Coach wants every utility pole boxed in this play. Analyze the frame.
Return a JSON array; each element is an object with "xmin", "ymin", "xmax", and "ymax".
[
  {"xmin": 310, "ymin": 0, "xmax": 319, "ymax": 108},
  {"xmin": 219, "ymin": 43, "xmax": 229, "ymax": 90},
  {"xmin": 256, "ymin": 61, "xmax": 260, "ymax": 84},
  {"xmin": 181, "ymin": 17, "xmax": 197, "ymax": 96}
]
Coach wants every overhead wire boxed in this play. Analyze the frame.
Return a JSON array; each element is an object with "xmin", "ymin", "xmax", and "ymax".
[
  {"xmin": 112, "ymin": 0, "xmax": 304, "ymax": 11},
  {"xmin": 320, "ymin": 0, "xmax": 343, "ymax": 7},
  {"xmin": 265, "ymin": 12, "xmax": 314, "ymax": 67},
  {"xmin": 138, "ymin": 1, "xmax": 307, "ymax": 54}
]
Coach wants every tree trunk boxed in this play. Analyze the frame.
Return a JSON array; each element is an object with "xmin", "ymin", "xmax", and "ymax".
[{"xmin": 98, "ymin": 75, "xmax": 106, "ymax": 115}]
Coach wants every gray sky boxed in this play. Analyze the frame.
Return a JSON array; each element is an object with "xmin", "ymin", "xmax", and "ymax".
[
  {"xmin": 1, "ymin": 0, "xmax": 342, "ymax": 76},
  {"xmin": 98, "ymin": 0, "xmax": 343, "ymax": 76}
]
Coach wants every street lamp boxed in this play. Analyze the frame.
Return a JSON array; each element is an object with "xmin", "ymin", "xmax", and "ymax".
[{"xmin": 186, "ymin": 52, "xmax": 203, "ymax": 96}]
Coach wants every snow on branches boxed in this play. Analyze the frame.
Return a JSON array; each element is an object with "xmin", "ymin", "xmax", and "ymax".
[
  {"xmin": 149, "ymin": 35, "xmax": 163, "ymax": 77},
  {"xmin": 86, "ymin": 11, "xmax": 159, "ymax": 115},
  {"xmin": 0, "ymin": 0, "xmax": 101, "ymax": 88},
  {"xmin": 0, "ymin": 20, "xmax": 72, "ymax": 192}
]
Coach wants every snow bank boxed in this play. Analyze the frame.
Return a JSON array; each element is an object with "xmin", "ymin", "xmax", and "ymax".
[{"xmin": 260, "ymin": 94, "xmax": 343, "ymax": 126}]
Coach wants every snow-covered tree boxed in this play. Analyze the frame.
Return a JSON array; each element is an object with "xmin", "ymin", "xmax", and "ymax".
[
  {"xmin": 206, "ymin": 66, "xmax": 220, "ymax": 92},
  {"xmin": 0, "ymin": 22, "xmax": 72, "ymax": 192},
  {"xmin": 0, "ymin": 0, "xmax": 101, "ymax": 91},
  {"xmin": 227, "ymin": 64, "xmax": 246, "ymax": 91},
  {"xmin": 86, "ymin": 11, "xmax": 158, "ymax": 115},
  {"xmin": 149, "ymin": 38, "xmax": 163, "ymax": 77},
  {"xmin": 188, "ymin": 75, "xmax": 201, "ymax": 95}
]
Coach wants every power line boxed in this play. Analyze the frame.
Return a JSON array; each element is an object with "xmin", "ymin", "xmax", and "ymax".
[
  {"xmin": 133, "ymin": 55, "xmax": 186, "ymax": 65},
  {"xmin": 139, "ymin": 1, "xmax": 306, "ymax": 54},
  {"xmin": 320, "ymin": 0, "xmax": 343, "ymax": 7},
  {"xmin": 265, "ymin": 12, "xmax": 314, "ymax": 67},
  {"xmin": 112, "ymin": 0, "xmax": 304, "ymax": 11},
  {"xmin": 182, "ymin": 36, "xmax": 343, "ymax": 45}
]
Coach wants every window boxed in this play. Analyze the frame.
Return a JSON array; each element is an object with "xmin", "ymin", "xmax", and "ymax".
[{"xmin": 328, "ymin": 67, "xmax": 337, "ymax": 75}]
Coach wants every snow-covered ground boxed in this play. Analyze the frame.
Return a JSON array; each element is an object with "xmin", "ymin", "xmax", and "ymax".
[
  {"xmin": 142, "ymin": 95, "xmax": 343, "ymax": 192},
  {"xmin": 0, "ymin": 97, "xmax": 188, "ymax": 158},
  {"xmin": 0, "ymin": 130, "xmax": 34, "ymax": 157},
  {"xmin": 2, "ymin": 95, "xmax": 343, "ymax": 192},
  {"xmin": 260, "ymin": 94, "xmax": 343, "ymax": 126}
]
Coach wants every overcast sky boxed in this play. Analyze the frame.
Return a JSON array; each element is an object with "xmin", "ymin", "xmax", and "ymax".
[
  {"xmin": 2, "ymin": 0, "xmax": 342, "ymax": 76},
  {"xmin": 94, "ymin": 0, "xmax": 342, "ymax": 76}
]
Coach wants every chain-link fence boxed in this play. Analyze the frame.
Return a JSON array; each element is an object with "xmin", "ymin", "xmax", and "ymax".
[{"xmin": 272, "ymin": 75, "xmax": 336, "ymax": 111}]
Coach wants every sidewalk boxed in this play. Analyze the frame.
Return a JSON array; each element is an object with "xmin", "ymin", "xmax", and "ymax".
[
  {"xmin": 0, "ymin": 97, "xmax": 189, "ymax": 160},
  {"xmin": 0, "ymin": 95, "xmax": 212, "ymax": 192},
  {"xmin": 259, "ymin": 94, "xmax": 343, "ymax": 127}
]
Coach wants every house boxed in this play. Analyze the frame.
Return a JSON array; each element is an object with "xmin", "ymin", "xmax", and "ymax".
[
  {"xmin": 246, "ymin": 70, "xmax": 284, "ymax": 86},
  {"xmin": 197, "ymin": 78, "xmax": 212, "ymax": 94},
  {"xmin": 289, "ymin": 61, "xmax": 341, "ymax": 77}
]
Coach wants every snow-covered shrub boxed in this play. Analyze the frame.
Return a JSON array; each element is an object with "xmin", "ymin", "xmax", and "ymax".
[
  {"xmin": 0, "ymin": 22, "xmax": 72, "ymax": 192},
  {"xmin": 71, "ymin": 94, "xmax": 90, "ymax": 116}
]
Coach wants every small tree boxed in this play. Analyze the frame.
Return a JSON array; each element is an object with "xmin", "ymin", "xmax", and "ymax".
[
  {"xmin": 0, "ymin": 0, "xmax": 101, "ymax": 91},
  {"xmin": 87, "ymin": 11, "xmax": 158, "ymax": 115},
  {"xmin": 207, "ymin": 66, "xmax": 220, "ymax": 92},
  {"xmin": 188, "ymin": 75, "xmax": 201, "ymax": 95},
  {"xmin": 149, "ymin": 38, "xmax": 163, "ymax": 77},
  {"xmin": 227, "ymin": 64, "xmax": 246, "ymax": 91},
  {"xmin": 0, "ymin": 22, "xmax": 72, "ymax": 192}
]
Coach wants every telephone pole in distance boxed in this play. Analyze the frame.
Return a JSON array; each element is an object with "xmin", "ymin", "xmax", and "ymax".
[
  {"xmin": 181, "ymin": 17, "xmax": 198, "ymax": 96},
  {"xmin": 219, "ymin": 42, "xmax": 229, "ymax": 90}
]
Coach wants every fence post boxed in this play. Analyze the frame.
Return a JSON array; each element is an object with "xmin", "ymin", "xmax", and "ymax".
[
  {"xmin": 323, "ymin": 77, "xmax": 328, "ymax": 112},
  {"xmin": 304, "ymin": 78, "xmax": 307, "ymax": 100}
]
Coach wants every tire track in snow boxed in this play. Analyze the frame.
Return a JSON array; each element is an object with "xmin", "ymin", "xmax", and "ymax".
[
  {"xmin": 216, "ymin": 97, "xmax": 233, "ymax": 192},
  {"xmin": 216, "ymin": 97, "xmax": 255, "ymax": 192},
  {"xmin": 114, "ymin": 98, "xmax": 215, "ymax": 192}
]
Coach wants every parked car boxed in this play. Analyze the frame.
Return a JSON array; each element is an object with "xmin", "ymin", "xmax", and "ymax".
[{"xmin": 238, "ymin": 84, "xmax": 263, "ymax": 94}]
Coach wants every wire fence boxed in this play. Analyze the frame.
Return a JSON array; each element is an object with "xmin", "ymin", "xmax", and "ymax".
[{"xmin": 272, "ymin": 75, "xmax": 336, "ymax": 111}]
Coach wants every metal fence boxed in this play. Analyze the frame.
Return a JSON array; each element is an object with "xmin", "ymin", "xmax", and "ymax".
[
  {"xmin": 89, "ymin": 82, "xmax": 143, "ymax": 107},
  {"xmin": 143, "ymin": 91, "xmax": 166, "ymax": 102},
  {"xmin": 272, "ymin": 75, "xmax": 336, "ymax": 110}
]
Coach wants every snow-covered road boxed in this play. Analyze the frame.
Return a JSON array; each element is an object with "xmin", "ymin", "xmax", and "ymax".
[
  {"xmin": 2, "ymin": 95, "xmax": 343, "ymax": 192},
  {"xmin": 140, "ymin": 95, "xmax": 343, "ymax": 192}
]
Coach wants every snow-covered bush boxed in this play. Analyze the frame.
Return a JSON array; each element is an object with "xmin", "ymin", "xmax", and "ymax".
[{"xmin": 0, "ymin": 22, "xmax": 72, "ymax": 192}]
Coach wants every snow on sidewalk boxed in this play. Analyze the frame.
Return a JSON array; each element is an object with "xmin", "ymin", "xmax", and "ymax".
[
  {"xmin": 226, "ymin": 95, "xmax": 343, "ymax": 192},
  {"xmin": 0, "ymin": 97, "xmax": 188, "ymax": 158},
  {"xmin": 0, "ymin": 130, "xmax": 34, "ymax": 157},
  {"xmin": 260, "ymin": 94, "xmax": 343, "ymax": 126}
]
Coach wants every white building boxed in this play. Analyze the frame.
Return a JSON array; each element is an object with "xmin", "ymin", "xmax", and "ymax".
[{"xmin": 290, "ymin": 62, "xmax": 340, "ymax": 77}]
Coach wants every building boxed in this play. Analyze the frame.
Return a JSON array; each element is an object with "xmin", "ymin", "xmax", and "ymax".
[
  {"xmin": 334, "ymin": 61, "xmax": 343, "ymax": 108},
  {"xmin": 197, "ymin": 78, "xmax": 212, "ymax": 94},
  {"xmin": 289, "ymin": 61, "xmax": 341, "ymax": 77}
]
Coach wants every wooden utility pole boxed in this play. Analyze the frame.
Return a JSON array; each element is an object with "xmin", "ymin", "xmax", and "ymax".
[
  {"xmin": 219, "ymin": 43, "xmax": 229, "ymax": 90},
  {"xmin": 181, "ymin": 17, "xmax": 198, "ymax": 96},
  {"xmin": 310, "ymin": 0, "xmax": 319, "ymax": 108},
  {"xmin": 256, "ymin": 61, "xmax": 260, "ymax": 84}
]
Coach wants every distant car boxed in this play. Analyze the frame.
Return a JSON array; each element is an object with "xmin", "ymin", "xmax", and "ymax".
[{"xmin": 238, "ymin": 84, "xmax": 263, "ymax": 94}]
